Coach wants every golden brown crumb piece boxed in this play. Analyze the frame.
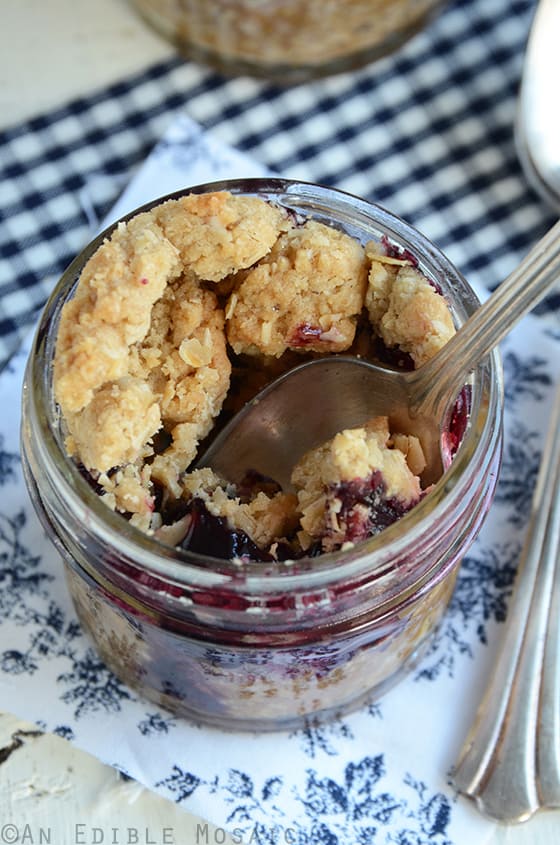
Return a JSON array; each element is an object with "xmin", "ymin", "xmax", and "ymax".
[
  {"xmin": 137, "ymin": 275, "xmax": 232, "ymax": 496},
  {"xmin": 153, "ymin": 192, "xmax": 289, "ymax": 282},
  {"xmin": 55, "ymin": 193, "xmax": 273, "ymax": 511},
  {"xmin": 54, "ymin": 212, "xmax": 182, "ymax": 416},
  {"xmin": 64, "ymin": 377, "xmax": 160, "ymax": 474},
  {"xmin": 226, "ymin": 220, "xmax": 368, "ymax": 357},
  {"xmin": 98, "ymin": 464, "xmax": 155, "ymax": 529},
  {"xmin": 54, "ymin": 189, "xmax": 283, "ymax": 419},
  {"xmin": 366, "ymin": 243, "xmax": 455, "ymax": 367},
  {"xmin": 59, "ymin": 273, "xmax": 231, "ymax": 507},
  {"xmin": 291, "ymin": 417, "xmax": 423, "ymax": 553}
]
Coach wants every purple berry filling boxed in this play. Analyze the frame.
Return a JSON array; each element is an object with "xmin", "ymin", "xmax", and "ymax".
[
  {"xmin": 180, "ymin": 499, "xmax": 270, "ymax": 561},
  {"xmin": 289, "ymin": 323, "xmax": 324, "ymax": 346},
  {"xmin": 373, "ymin": 337, "xmax": 415, "ymax": 371},
  {"xmin": 381, "ymin": 235, "xmax": 419, "ymax": 268},
  {"xmin": 326, "ymin": 470, "xmax": 415, "ymax": 549},
  {"xmin": 446, "ymin": 385, "xmax": 471, "ymax": 456},
  {"xmin": 176, "ymin": 498, "xmax": 296, "ymax": 563},
  {"xmin": 77, "ymin": 463, "xmax": 106, "ymax": 497}
]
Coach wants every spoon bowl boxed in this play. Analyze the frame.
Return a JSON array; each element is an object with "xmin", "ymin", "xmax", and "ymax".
[
  {"xmin": 516, "ymin": 0, "xmax": 560, "ymax": 213},
  {"xmin": 198, "ymin": 219, "xmax": 560, "ymax": 489},
  {"xmin": 196, "ymin": 356, "xmax": 420, "ymax": 491}
]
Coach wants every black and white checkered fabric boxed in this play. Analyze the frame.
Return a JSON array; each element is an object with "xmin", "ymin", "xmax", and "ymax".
[{"xmin": 0, "ymin": 0, "xmax": 556, "ymax": 371}]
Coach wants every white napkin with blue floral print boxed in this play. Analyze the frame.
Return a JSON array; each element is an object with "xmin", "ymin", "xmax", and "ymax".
[{"xmin": 2, "ymin": 113, "xmax": 559, "ymax": 845}]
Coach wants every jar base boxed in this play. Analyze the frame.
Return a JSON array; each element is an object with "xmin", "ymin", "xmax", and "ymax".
[
  {"xmin": 150, "ymin": 631, "xmax": 437, "ymax": 732},
  {"xmin": 70, "ymin": 575, "xmax": 440, "ymax": 734}
]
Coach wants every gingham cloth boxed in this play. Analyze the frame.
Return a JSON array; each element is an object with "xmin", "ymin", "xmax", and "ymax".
[
  {"xmin": 0, "ymin": 0, "xmax": 557, "ymax": 373},
  {"xmin": 2, "ymin": 1, "xmax": 560, "ymax": 843}
]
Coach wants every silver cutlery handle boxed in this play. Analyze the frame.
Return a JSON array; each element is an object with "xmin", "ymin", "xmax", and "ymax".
[{"xmin": 450, "ymin": 382, "xmax": 560, "ymax": 823}]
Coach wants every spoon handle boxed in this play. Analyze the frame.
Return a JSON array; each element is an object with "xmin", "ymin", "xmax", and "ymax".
[
  {"xmin": 412, "ymin": 218, "xmax": 560, "ymax": 417},
  {"xmin": 450, "ymin": 382, "xmax": 560, "ymax": 823}
]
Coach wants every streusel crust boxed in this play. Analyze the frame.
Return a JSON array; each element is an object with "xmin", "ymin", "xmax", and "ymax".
[
  {"xmin": 153, "ymin": 192, "xmax": 289, "ymax": 282},
  {"xmin": 366, "ymin": 243, "xmax": 455, "ymax": 367},
  {"xmin": 226, "ymin": 220, "xmax": 368, "ymax": 357},
  {"xmin": 53, "ymin": 190, "xmax": 457, "ymax": 555}
]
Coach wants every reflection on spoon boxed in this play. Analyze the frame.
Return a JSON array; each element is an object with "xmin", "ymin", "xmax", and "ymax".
[{"xmin": 515, "ymin": 0, "xmax": 560, "ymax": 213}]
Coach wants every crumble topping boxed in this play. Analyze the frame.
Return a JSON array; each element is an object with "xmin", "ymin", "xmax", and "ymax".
[
  {"xmin": 54, "ymin": 211, "xmax": 182, "ymax": 416},
  {"xmin": 366, "ymin": 242, "xmax": 455, "ymax": 368},
  {"xmin": 225, "ymin": 220, "xmax": 368, "ymax": 357},
  {"xmin": 54, "ymin": 192, "xmax": 286, "ymax": 418},
  {"xmin": 65, "ymin": 377, "xmax": 160, "ymax": 475},
  {"xmin": 53, "ymin": 190, "xmax": 458, "ymax": 558},
  {"xmin": 152, "ymin": 192, "xmax": 289, "ymax": 282},
  {"xmin": 130, "ymin": 275, "xmax": 231, "ymax": 497}
]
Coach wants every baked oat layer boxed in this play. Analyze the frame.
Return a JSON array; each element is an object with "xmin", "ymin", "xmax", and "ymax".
[
  {"xmin": 366, "ymin": 242, "xmax": 455, "ymax": 367},
  {"xmin": 53, "ymin": 190, "xmax": 457, "ymax": 554},
  {"xmin": 54, "ymin": 192, "xmax": 289, "ymax": 518},
  {"xmin": 54, "ymin": 191, "xmax": 287, "ymax": 418},
  {"xmin": 226, "ymin": 220, "xmax": 368, "ymax": 357}
]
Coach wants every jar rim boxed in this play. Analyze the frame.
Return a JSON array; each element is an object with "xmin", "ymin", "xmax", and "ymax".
[{"xmin": 26, "ymin": 178, "xmax": 503, "ymax": 594}]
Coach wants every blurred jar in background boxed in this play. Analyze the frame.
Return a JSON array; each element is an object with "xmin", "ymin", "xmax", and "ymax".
[{"xmin": 130, "ymin": 0, "xmax": 447, "ymax": 82}]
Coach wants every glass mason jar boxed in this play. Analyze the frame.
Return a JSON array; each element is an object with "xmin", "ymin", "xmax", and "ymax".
[
  {"xmin": 21, "ymin": 179, "xmax": 503, "ymax": 731},
  {"xmin": 130, "ymin": 0, "xmax": 448, "ymax": 82}
]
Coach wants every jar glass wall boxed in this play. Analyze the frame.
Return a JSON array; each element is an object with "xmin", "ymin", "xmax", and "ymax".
[
  {"xmin": 21, "ymin": 179, "xmax": 503, "ymax": 731},
  {"xmin": 130, "ymin": 0, "xmax": 448, "ymax": 82}
]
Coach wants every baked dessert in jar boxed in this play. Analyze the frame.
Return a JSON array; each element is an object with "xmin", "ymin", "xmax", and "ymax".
[
  {"xmin": 131, "ymin": 0, "xmax": 448, "ymax": 82},
  {"xmin": 21, "ymin": 180, "xmax": 502, "ymax": 729}
]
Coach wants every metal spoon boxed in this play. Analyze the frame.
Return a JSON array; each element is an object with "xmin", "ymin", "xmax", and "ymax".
[
  {"xmin": 197, "ymin": 219, "xmax": 560, "ymax": 487},
  {"xmin": 515, "ymin": 0, "xmax": 560, "ymax": 213}
]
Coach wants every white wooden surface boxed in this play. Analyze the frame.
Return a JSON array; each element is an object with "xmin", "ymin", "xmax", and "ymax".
[
  {"xmin": 1, "ymin": 1, "xmax": 559, "ymax": 842},
  {"xmin": 0, "ymin": 710, "xmax": 235, "ymax": 843}
]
